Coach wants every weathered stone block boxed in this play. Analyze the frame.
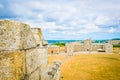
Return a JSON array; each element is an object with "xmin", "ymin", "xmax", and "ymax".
[
  {"xmin": 0, "ymin": 20, "xmax": 37, "ymax": 50},
  {"xmin": 0, "ymin": 51, "xmax": 25, "ymax": 80},
  {"xmin": 31, "ymin": 28, "xmax": 45, "ymax": 47},
  {"xmin": 0, "ymin": 20, "xmax": 49, "ymax": 80},
  {"xmin": 25, "ymin": 47, "xmax": 48, "ymax": 80}
]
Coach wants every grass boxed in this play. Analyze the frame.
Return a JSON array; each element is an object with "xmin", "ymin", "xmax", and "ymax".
[
  {"xmin": 61, "ymin": 54, "xmax": 120, "ymax": 80},
  {"xmin": 113, "ymin": 47, "xmax": 120, "ymax": 54},
  {"xmin": 113, "ymin": 44, "xmax": 120, "ymax": 47},
  {"xmin": 52, "ymin": 42, "xmax": 65, "ymax": 47},
  {"xmin": 48, "ymin": 48, "xmax": 120, "ymax": 80},
  {"xmin": 48, "ymin": 54, "xmax": 67, "ymax": 65}
]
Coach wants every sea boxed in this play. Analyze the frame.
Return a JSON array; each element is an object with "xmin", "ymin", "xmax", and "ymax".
[{"xmin": 47, "ymin": 40, "xmax": 108, "ymax": 44}]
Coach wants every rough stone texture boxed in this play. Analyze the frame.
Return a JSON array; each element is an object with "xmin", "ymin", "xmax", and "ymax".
[
  {"xmin": 0, "ymin": 48, "xmax": 48, "ymax": 80},
  {"xmin": 0, "ymin": 20, "xmax": 37, "ymax": 50},
  {"xmin": 108, "ymin": 40, "xmax": 120, "ymax": 45},
  {"xmin": 105, "ymin": 43, "xmax": 113, "ymax": 53},
  {"xmin": 66, "ymin": 39, "xmax": 113, "ymax": 53},
  {"xmin": 47, "ymin": 61, "xmax": 61, "ymax": 80},
  {"xmin": 0, "ymin": 20, "xmax": 61, "ymax": 80},
  {"xmin": 48, "ymin": 45, "xmax": 60, "ymax": 54},
  {"xmin": 59, "ymin": 46, "xmax": 66, "ymax": 53},
  {"xmin": 74, "ymin": 44, "xmax": 84, "ymax": 52},
  {"xmin": 0, "ymin": 51, "xmax": 25, "ymax": 80},
  {"xmin": 25, "ymin": 47, "xmax": 48, "ymax": 80},
  {"xmin": 92, "ymin": 44, "xmax": 105, "ymax": 51},
  {"xmin": 84, "ymin": 39, "xmax": 92, "ymax": 51},
  {"xmin": 38, "ymin": 47, "xmax": 48, "ymax": 80},
  {"xmin": 66, "ymin": 43, "xmax": 74, "ymax": 55},
  {"xmin": 0, "ymin": 20, "xmax": 51, "ymax": 80},
  {"xmin": 31, "ymin": 28, "xmax": 44, "ymax": 47}
]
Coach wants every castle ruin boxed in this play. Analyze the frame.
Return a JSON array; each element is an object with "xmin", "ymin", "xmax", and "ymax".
[
  {"xmin": 66, "ymin": 39, "xmax": 113, "ymax": 54},
  {"xmin": 0, "ymin": 20, "xmax": 60, "ymax": 80}
]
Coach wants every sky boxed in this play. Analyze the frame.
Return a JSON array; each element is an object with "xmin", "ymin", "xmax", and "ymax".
[{"xmin": 0, "ymin": 0, "xmax": 120, "ymax": 40}]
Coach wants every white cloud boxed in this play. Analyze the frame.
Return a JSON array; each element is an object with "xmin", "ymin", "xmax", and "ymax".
[
  {"xmin": 0, "ymin": 4, "xmax": 3, "ymax": 8},
  {"xmin": 107, "ymin": 27, "xmax": 116, "ymax": 33},
  {"xmin": 84, "ymin": 23, "xmax": 101, "ymax": 32},
  {"xmin": 69, "ymin": 21, "xmax": 78, "ymax": 27},
  {"xmin": 74, "ymin": 23, "xmax": 101, "ymax": 34},
  {"xmin": 94, "ymin": 16, "xmax": 111, "ymax": 25},
  {"xmin": 37, "ymin": 14, "xmax": 44, "ymax": 20},
  {"xmin": 1, "ymin": 0, "xmax": 120, "ymax": 39}
]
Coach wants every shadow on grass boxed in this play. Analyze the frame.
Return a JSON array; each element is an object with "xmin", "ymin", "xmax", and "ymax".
[{"xmin": 97, "ymin": 57, "xmax": 120, "ymax": 61}]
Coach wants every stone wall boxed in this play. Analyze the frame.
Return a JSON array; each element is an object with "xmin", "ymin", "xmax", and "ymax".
[
  {"xmin": 108, "ymin": 40, "xmax": 120, "ymax": 45},
  {"xmin": 47, "ymin": 61, "xmax": 61, "ymax": 80},
  {"xmin": 105, "ymin": 43, "xmax": 113, "ymax": 53},
  {"xmin": 0, "ymin": 20, "xmax": 37, "ymax": 50},
  {"xmin": 84, "ymin": 39, "xmax": 92, "ymax": 51},
  {"xmin": 59, "ymin": 46, "xmax": 66, "ymax": 53},
  {"xmin": 48, "ymin": 46, "xmax": 60, "ymax": 54},
  {"xmin": 31, "ymin": 28, "xmax": 45, "ymax": 47},
  {"xmin": 66, "ymin": 43, "xmax": 74, "ymax": 55},
  {"xmin": 0, "ymin": 20, "xmax": 49, "ymax": 80},
  {"xmin": 92, "ymin": 44, "xmax": 105, "ymax": 51},
  {"xmin": 74, "ymin": 44, "xmax": 84, "ymax": 52},
  {"xmin": 0, "ymin": 47, "xmax": 48, "ymax": 80},
  {"xmin": 0, "ymin": 51, "xmax": 25, "ymax": 80},
  {"xmin": 25, "ymin": 47, "xmax": 48, "ymax": 80},
  {"xmin": 66, "ymin": 39, "xmax": 113, "ymax": 53}
]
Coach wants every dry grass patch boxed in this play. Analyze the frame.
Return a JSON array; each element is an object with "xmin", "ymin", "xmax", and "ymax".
[
  {"xmin": 113, "ymin": 47, "xmax": 120, "ymax": 54},
  {"xmin": 61, "ymin": 54, "xmax": 120, "ymax": 80},
  {"xmin": 48, "ymin": 54, "xmax": 67, "ymax": 65}
]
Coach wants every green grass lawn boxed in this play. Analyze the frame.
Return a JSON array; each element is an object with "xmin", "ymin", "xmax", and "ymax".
[{"xmin": 61, "ymin": 54, "xmax": 120, "ymax": 80}]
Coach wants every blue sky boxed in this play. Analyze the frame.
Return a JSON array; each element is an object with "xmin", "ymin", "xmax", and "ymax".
[{"xmin": 0, "ymin": 0, "xmax": 120, "ymax": 40}]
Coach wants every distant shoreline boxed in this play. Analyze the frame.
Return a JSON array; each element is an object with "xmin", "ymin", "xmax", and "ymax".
[{"xmin": 47, "ymin": 40, "xmax": 109, "ymax": 44}]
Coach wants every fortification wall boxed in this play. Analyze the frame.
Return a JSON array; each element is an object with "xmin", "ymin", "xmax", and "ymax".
[
  {"xmin": 0, "ymin": 20, "xmax": 37, "ymax": 50},
  {"xmin": 31, "ymin": 28, "xmax": 45, "ymax": 47},
  {"xmin": 0, "ymin": 47, "xmax": 48, "ymax": 80},
  {"xmin": 0, "ymin": 20, "xmax": 48, "ymax": 80},
  {"xmin": 0, "ymin": 51, "xmax": 25, "ymax": 80},
  {"xmin": 48, "ymin": 47, "xmax": 60, "ymax": 54},
  {"xmin": 66, "ymin": 40, "xmax": 113, "ymax": 53},
  {"xmin": 73, "ymin": 45, "xmax": 84, "ymax": 52}
]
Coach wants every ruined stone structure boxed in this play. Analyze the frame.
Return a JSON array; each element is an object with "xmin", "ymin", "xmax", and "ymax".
[
  {"xmin": 31, "ymin": 28, "xmax": 48, "ymax": 47},
  {"xmin": 108, "ymin": 40, "xmax": 120, "ymax": 45},
  {"xmin": 48, "ymin": 46, "xmax": 66, "ymax": 54},
  {"xmin": 0, "ymin": 20, "xmax": 60, "ymax": 80},
  {"xmin": 47, "ymin": 61, "xmax": 61, "ymax": 80},
  {"xmin": 31, "ymin": 28, "xmax": 45, "ymax": 47},
  {"xmin": 84, "ymin": 39, "xmax": 92, "ymax": 51},
  {"xmin": 66, "ymin": 43, "xmax": 74, "ymax": 55},
  {"xmin": 66, "ymin": 39, "xmax": 113, "ymax": 54},
  {"xmin": 48, "ymin": 45, "xmax": 60, "ymax": 54},
  {"xmin": 59, "ymin": 46, "xmax": 66, "ymax": 53}
]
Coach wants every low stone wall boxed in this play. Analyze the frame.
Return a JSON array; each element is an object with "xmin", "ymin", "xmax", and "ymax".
[{"xmin": 47, "ymin": 61, "xmax": 61, "ymax": 80}]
